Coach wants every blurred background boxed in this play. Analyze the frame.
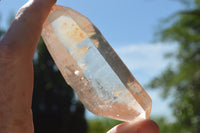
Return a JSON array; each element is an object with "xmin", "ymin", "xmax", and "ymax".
[{"xmin": 0, "ymin": 0, "xmax": 200, "ymax": 132}]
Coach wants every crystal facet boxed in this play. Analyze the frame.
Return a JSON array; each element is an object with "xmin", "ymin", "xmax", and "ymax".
[{"xmin": 42, "ymin": 5, "xmax": 152, "ymax": 122}]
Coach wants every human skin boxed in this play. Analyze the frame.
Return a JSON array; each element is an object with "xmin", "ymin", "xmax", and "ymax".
[{"xmin": 0, "ymin": 0, "xmax": 159, "ymax": 133}]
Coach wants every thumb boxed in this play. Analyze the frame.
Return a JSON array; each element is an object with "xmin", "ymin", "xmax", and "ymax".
[
  {"xmin": 107, "ymin": 120, "xmax": 159, "ymax": 133},
  {"xmin": 1, "ymin": 0, "xmax": 56, "ymax": 60}
]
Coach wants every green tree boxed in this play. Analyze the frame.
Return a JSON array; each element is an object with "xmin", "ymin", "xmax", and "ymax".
[
  {"xmin": 0, "ymin": 12, "xmax": 15, "ymax": 39},
  {"xmin": 0, "ymin": 14, "xmax": 5, "ymax": 39},
  {"xmin": 151, "ymin": 117, "xmax": 187, "ymax": 133},
  {"xmin": 32, "ymin": 38, "xmax": 87, "ymax": 133},
  {"xmin": 0, "ymin": 28, "xmax": 5, "ymax": 39},
  {"xmin": 150, "ymin": 0, "xmax": 200, "ymax": 132}
]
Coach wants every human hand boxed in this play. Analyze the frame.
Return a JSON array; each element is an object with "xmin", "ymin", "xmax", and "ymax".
[
  {"xmin": 0, "ymin": 0, "xmax": 159, "ymax": 133},
  {"xmin": 107, "ymin": 119, "xmax": 159, "ymax": 133},
  {"xmin": 0, "ymin": 0, "xmax": 56, "ymax": 133}
]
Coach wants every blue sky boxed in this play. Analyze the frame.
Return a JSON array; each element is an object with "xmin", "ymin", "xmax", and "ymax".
[
  {"xmin": 1, "ymin": 0, "xmax": 183, "ymax": 43},
  {"xmin": 0, "ymin": 0, "xmax": 184, "ymax": 121}
]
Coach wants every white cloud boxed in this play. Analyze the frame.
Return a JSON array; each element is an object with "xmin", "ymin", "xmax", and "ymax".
[
  {"xmin": 114, "ymin": 42, "xmax": 177, "ymax": 120},
  {"xmin": 114, "ymin": 43, "xmax": 177, "ymax": 85}
]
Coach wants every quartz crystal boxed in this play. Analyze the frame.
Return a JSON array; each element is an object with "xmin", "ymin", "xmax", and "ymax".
[{"xmin": 42, "ymin": 5, "xmax": 152, "ymax": 122}]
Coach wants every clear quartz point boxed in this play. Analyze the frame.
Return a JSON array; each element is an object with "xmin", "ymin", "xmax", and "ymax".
[{"xmin": 42, "ymin": 5, "xmax": 152, "ymax": 122}]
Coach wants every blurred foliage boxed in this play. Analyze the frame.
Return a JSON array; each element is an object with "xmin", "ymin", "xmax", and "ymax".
[
  {"xmin": 32, "ymin": 38, "xmax": 87, "ymax": 133},
  {"xmin": 88, "ymin": 118, "xmax": 122, "ymax": 133},
  {"xmin": 152, "ymin": 117, "xmax": 191, "ymax": 133},
  {"xmin": 7, "ymin": 12, "xmax": 15, "ymax": 26},
  {"xmin": 0, "ymin": 14, "xmax": 5, "ymax": 39},
  {"xmin": 0, "ymin": 28, "xmax": 5, "ymax": 39},
  {"xmin": 0, "ymin": 12, "xmax": 15, "ymax": 39},
  {"xmin": 149, "ymin": 0, "xmax": 200, "ymax": 132}
]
